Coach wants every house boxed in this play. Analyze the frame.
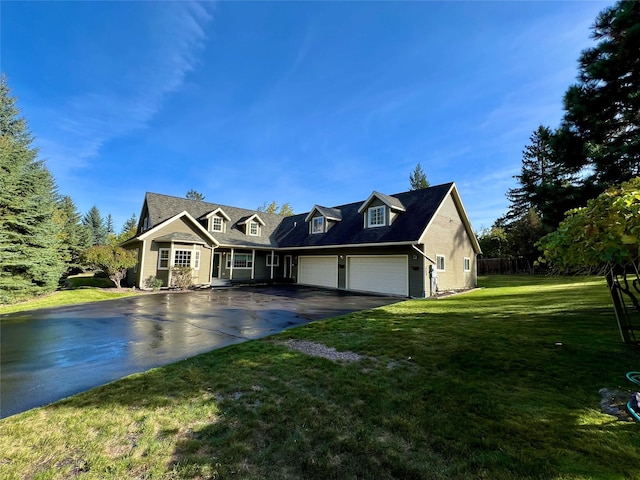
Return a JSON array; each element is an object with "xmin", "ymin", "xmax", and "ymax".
[{"xmin": 121, "ymin": 182, "xmax": 481, "ymax": 297}]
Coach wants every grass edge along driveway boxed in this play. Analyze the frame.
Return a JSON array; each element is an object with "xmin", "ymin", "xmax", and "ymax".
[{"xmin": 2, "ymin": 275, "xmax": 639, "ymax": 479}]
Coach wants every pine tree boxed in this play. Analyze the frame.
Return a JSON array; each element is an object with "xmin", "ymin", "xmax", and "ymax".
[
  {"xmin": 82, "ymin": 206, "xmax": 107, "ymax": 246},
  {"xmin": 562, "ymin": 0, "xmax": 640, "ymax": 188},
  {"xmin": 54, "ymin": 196, "xmax": 91, "ymax": 269},
  {"xmin": 186, "ymin": 189, "xmax": 205, "ymax": 201},
  {"xmin": 0, "ymin": 76, "xmax": 65, "ymax": 302},
  {"xmin": 409, "ymin": 163, "xmax": 429, "ymax": 190},
  {"xmin": 106, "ymin": 214, "xmax": 115, "ymax": 234},
  {"xmin": 120, "ymin": 213, "xmax": 138, "ymax": 239}
]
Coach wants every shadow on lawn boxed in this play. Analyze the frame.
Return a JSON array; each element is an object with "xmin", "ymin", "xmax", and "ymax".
[
  {"xmin": 7, "ymin": 276, "xmax": 640, "ymax": 478},
  {"xmin": 46, "ymin": 284, "xmax": 640, "ymax": 479}
]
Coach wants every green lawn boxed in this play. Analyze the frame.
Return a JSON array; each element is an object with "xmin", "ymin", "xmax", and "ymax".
[
  {"xmin": 0, "ymin": 275, "xmax": 136, "ymax": 315},
  {"xmin": 1, "ymin": 275, "xmax": 639, "ymax": 479}
]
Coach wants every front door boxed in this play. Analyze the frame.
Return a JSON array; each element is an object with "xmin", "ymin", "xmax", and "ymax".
[{"xmin": 212, "ymin": 253, "xmax": 222, "ymax": 278}]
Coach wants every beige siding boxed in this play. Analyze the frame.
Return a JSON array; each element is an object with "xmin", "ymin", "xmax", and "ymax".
[
  {"xmin": 138, "ymin": 217, "xmax": 215, "ymax": 289},
  {"xmin": 421, "ymin": 192, "xmax": 477, "ymax": 291}
]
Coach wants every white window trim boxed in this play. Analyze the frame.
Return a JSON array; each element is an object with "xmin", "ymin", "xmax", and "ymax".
[
  {"xmin": 194, "ymin": 250, "xmax": 201, "ymax": 270},
  {"xmin": 173, "ymin": 249, "xmax": 192, "ymax": 268},
  {"xmin": 464, "ymin": 257, "xmax": 471, "ymax": 272},
  {"xmin": 226, "ymin": 252, "xmax": 253, "ymax": 269},
  {"xmin": 248, "ymin": 221, "xmax": 260, "ymax": 236},
  {"xmin": 311, "ymin": 216, "xmax": 324, "ymax": 234},
  {"xmin": 211, "ymin": 216, "xmax": 225, "ymax": 232},
  {"xmin": 367, "ymin": 205, "xmax": 386, "ymax": 228},
  {"xmin": 158, "ymin": 248, "xmax": 170, "ymax": 270},
  {"xmin": 266, "ymin": 254, "xmax": 280, "ymax": 267},
  {"xmin": 436, "ymin": 254, "xmax": 446, "ymax": 272}
]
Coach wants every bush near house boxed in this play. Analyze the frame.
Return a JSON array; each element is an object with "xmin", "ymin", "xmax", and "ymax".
[{"xmin": 170, "ymin": 266, "xmax": 193, "ymax": 290}]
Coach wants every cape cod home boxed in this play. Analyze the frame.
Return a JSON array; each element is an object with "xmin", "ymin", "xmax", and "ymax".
[{"xmin": 121, "ymin": 182, "xmax": 481, "ymax": 297}]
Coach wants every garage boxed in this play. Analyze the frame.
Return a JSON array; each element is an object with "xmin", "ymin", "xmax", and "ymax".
[
  {"xmin": 347, "ymin": 255, "xmax": 408, "ymax": 296},
  {"xmin": 298, "ymin": 256, "xmax": 338, "ymax": 289}
]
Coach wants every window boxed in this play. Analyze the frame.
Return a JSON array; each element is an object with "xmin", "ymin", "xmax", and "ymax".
[
  {"xmin": 464, "ymin": 257, "xmax": 471, "ymax": 272},
  {"xmin": 249, "ymin": 221, "xmax": 260, "ymax": 236},
  {"xmin": 211, "ymin": 216, "xmax": 223, "ymax": 232},
  {"xmin": 436, "ymin": 255, "xmax": 445, "ymax": 271},
  {"xmin": 367, "ymin": 206, "xmax": 385, "ymax": 227},
  {"xmin": 174, "ymin": 249, "xmax": 192, "ymax": 267},
  {"xmin": 266, "ymin": 254, "xmax": 280, "ymax": 267},
  {"xmin": 158, "ymin": 249, "xmax": 170, "ymax": 269},
  {"xmin": 194, "ymin": 250, "xmax": 201, "ymax": 269},
  {"xmin": 311, "ymin": 216, "xmax": 324, "ymax": 234},
  {"xmin": 227, "ymin": 253, "xmax": 253, "ymax": 269}
]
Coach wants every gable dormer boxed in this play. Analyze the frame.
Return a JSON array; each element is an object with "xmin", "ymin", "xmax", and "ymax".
[
  {"xmin": 203, "ymin": 208, "xmax": 231, "ymax": 233},
  {"xmin": 305, "ymin": 205, "xmax": 342, "ymax": 234},
  {"xmin": 357, "ymin": 191, "xmax": 406, "ymax": 228},
  {"xmin": 237, "ymin": 214, "xmax": 266, "ymax": 236}
]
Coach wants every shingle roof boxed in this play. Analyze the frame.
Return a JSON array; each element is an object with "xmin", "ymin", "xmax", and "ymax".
[
  {"xmin": 143, "ymin": 193, "xmax": 285, "ymax": 248},
  {"xmin": 142, "ymin": 182, "xmax": 458, "ymax": 250},
  {"xmin": 275, "ymin": 183, "xmax": 453, "ymax": 248}
]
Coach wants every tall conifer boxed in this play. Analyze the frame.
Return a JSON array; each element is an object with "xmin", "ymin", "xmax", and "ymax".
[{"xmin": 0, "ymin": 76, "xmax": 65, "ymax": 302}]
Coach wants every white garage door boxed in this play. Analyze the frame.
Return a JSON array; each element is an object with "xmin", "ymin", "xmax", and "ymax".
[
  {"xmin": 298, "ymin": 256, "xmax": 338, "ymax": 289},
  {"xmin": 347, "ymin": 255, "xmax": 408, "ymax": 296}
]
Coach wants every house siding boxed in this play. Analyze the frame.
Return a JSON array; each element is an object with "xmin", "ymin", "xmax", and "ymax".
[
  {"xmin": 128, "ymin": 217, "xmax": 215, "ymax": 288},
  {"xmin": 420, "ymin": 192, "xmax": 477, "ymax": 291}
]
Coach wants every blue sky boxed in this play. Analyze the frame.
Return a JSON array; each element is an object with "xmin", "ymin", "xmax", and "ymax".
[{"xmin": 2, "ymin": 0, "xmax": 612, "ymax": 232}]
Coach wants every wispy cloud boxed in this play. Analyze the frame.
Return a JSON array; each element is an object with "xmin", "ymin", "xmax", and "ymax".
[{"xmin": 37, "ymin": 1, "xmax": 214, "ymax": 178}]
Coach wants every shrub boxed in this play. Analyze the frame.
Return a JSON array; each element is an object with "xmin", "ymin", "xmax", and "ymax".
[
  {"xmin": 171, "ymin": 266, "xmax": 193, "ymax": 290},
  {"xmin": 144, "ymin": 276, "xmax": 163, "ymax": 291}
]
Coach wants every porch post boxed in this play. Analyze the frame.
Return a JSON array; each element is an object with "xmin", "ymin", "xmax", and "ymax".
[
  {"xmin": 251, "ymin": 249, "xmax": 256, "ymax": 280},
  {"xmin": 270, "ymin": 250, "xmax": 275, "ymax": 279},
  {"xmin": 230, "ymin": 248, "xmax": 234, "ymax": 280}
]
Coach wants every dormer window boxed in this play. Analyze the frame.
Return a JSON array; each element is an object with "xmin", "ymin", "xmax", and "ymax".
[
  {"xmin": 368, "ymin": 206, "xmax": 386, "ymax": 227},
  {"xmin": 311, "ymin": 216, "xmax": 324, "ymax": 234},
  {"xmin": 249, "ymin": 221, "xmax": 260, "ymax": 236},
  {"xmin": 211, "ymin": 216, "xmax": 224, "ymax": 232},
  {"xmin": 205, "ymin": 208, "xmax": 230, "ymax": 233}
]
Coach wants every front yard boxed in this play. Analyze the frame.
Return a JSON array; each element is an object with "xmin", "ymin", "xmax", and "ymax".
[{"xmin": 1, "ymin": 275, "xmax": 639, "ymax": 479}]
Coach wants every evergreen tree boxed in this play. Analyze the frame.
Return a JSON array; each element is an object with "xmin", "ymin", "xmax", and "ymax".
[
  {"xmin": 409, "ymin": 163, "xmax": 429, "ymax": 190},
  {"xmin": 106, "ymin": 214, "xmax": 114, "ymax": 234},
  {"xmin": 186, "ymin": 189, "xmax": 205, "ymax": 201},
  {"xmin": 0, "ymin": 77, "xmax": 65, "ymax": 302},
  {"xmin": 82, "ymin": 206, "xmax": 107, "ymax": 246},
  {"xmin": 54, "ymin": 196, "xmax": 91, "ymax": 269},
  {"xmin": 120, "ymin": 213, "xmax": 138, "ymax": 240},
  {"xmin": 505, "ymin": 126, "xmax": 582, "ymax": 231},
  {"xmin": 562, "ymin": 0, "xmax": 640, "ymax": 188}
]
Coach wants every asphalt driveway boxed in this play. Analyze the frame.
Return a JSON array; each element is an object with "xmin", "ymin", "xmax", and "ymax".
[{"xmin": 0, "ymin": 285, "xmax": 400, "ymax": 418}]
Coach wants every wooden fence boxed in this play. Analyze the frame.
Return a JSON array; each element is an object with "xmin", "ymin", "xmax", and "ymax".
[{"xmin": 478, "ymin": 257, "xmax": 549, "ymax": 275}]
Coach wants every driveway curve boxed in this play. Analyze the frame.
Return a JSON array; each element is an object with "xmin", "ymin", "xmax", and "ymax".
[{"xmin": 0, "ymin": 285, "xmax": 399, "ymax": 418}]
